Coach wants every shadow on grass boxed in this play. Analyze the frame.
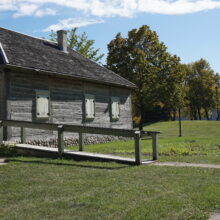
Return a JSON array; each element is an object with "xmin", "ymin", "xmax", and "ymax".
[
  {"xmin": 7, "ymin": 158, "xmax": 130, "ymax": 170},
  {"xmin": 133, "ymin": 121, "xmax": 157, "ymax": 129}
]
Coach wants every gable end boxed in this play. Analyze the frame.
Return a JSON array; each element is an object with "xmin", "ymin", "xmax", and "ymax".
[{"xmin": 0, "ymin": 42, "xmax": 9, "ymax": 64}]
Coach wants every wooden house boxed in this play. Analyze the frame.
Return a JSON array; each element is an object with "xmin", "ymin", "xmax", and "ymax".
[{"xmin": 0, "ymin": 27, "xmax": 136, "ymax": 145}]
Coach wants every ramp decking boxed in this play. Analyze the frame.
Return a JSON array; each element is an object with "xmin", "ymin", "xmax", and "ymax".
[{"xmin": 15, "ymin": 144, "xmax": 155, "ymax": 165}]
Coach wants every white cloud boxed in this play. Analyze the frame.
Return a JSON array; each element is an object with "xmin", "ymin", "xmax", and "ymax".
[
  {"xmin": 43, "ymin": 17, "xmax": 104, "ymax": 32},
  {"xmin": 35, "ymin": 8, "xmax": 57, "ymax": 17},
  {"xmin": 138, "ymin": 0, "xmax": 220, "ymax": 15},
  {"xmin": 1, "ymin": 0, "xmax": 220, "ymax": 21},
  {"xmin": 13, "ymin": 4, "xmax": 39, "ymax": 18}
]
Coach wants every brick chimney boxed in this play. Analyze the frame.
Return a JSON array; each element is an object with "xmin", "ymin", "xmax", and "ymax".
[{"xmin": 57, "ymin": 30, "xmax": 67, "ymax": 53}]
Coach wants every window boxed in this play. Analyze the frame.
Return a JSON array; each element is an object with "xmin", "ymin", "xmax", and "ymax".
[
  {"xmin": 36, "ymin": 90, "xmax": 50, "ymax": 119},
  {"xmin": 85, "ymin": 94, "xmax": 95, "ymax": 120},
  {"xmin": 111, "ymin": 97, "xmax": 120, "ymax": 120}
]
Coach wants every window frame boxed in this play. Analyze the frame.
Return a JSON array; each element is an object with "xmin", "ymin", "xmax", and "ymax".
[
  {"xmin": 35, "ymin": 90, "xmax": 50, "ymax": 120},
  {"xmin": 110, "ymin": 97, "xmax": 120, "ymax": 121},
  {"xmin": 84, "ymin": 94, "xmax": 95, "ymax": 120}
]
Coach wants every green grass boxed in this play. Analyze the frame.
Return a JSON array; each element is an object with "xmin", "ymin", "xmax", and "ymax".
[
  {"xmin": 68, "ymin": 120, "xmax": 220, "ymax": 164},
  {"xmin": 0, "ymin": 121, "xmax": 220, "ymax": 219},
  {"xmin": 0, "ymin": 157, "xmax": 219, "ymax": 220}
]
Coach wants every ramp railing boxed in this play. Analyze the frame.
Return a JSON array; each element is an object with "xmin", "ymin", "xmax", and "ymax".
[{"xmin": 0, "ymin": 120, "xmax": 159, "ymax": 165}]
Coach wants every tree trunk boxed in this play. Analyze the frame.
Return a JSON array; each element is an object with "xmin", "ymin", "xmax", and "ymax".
[
  {"xmin": 197, "ymin": 108, "xmax": 202, "ymax": 120},
  {"xmin": 192, "ymin": 109, "xmax": 197, "ymax": 120},
  {"xmin": 205, "ymin": 108, "xmax": 209, "ymax": 120},
  {"xmin": 190, "ymin": 105, "xmax": 197, "ymax": 120},
  {"xmin": 172, "ymin": 110, "xmax": 176, "ymax": 121}
]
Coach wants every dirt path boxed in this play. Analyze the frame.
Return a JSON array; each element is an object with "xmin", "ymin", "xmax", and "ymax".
[
  {"xmin": 152, "ymin": 162, "xmax": 220, "ymax": 169},
  {"xmin": 209, "ymin": 213, "xmax": 220, "ymax": 220},
  {"xmin": 0, "ymin": 158, "xmax": 7, "ymax": 165}
]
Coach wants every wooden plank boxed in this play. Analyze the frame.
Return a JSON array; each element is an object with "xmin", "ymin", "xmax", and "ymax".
[
  {"xmin": 15, "ymin": 144, "xmax": 136, "ymax": 165},
  {"xmin": 2, "ymin": 120, "xmax": 58, "ymax": 130},
  {"xmin": 63, "ymin": 124, "xmax": 134, "ymax": 137},
  {"xmin": 0, "ymin": 71, "xmax": 4, "ymax": 119},
  {"xmin": 20, "ymin": 127, "xmax": 26, "ymax": 144},
  {"xmin": 1, "ymin": 119, "xmax": 135, "ymax": 137},
  {"xmin": 151, "ymin": 133, "xmax": 158, "ymax": 160},
  {"xmin": 79, "ymin": 132, "xmax": 84, "ymax": 151},
  {"xmin": 2, "ymin": 70, "xmax": 11, "ymax": 140},
  {"xmin": 134, "ymin": 131, "xmax": 141, "ymax": 165},
  {"xmin": 65, "ymin": 151, "xmax": 135, "ymax": 163},
  {"xmin": 57, "ymin": 125, "xmax": 64, "ymax": 157}
]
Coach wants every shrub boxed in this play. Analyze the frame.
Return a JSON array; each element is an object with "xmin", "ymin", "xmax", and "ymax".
[{"xmin": 0, "ymin": 144, "xmax": 17, "ymax": 157}]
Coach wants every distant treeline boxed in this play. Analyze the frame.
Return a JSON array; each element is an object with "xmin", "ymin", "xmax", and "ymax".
[{"xmin": 106, "ymin": 25, "xmax": 219, "ymax": 129}]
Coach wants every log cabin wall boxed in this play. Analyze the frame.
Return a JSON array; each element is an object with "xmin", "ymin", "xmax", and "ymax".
[
  {"xmin": 0, "ymin": 70, "xmax": 4, "ymax": 119},
  {"xmin": 9, "ymin": 71, "xmax": 52, "ymax": 139},
  {"xmin": 7, "ymin": 70, "xmax": 132, "ymax": 142},
  {"xmin": 50, "ymin": 77, "xmax": 83, "ymax": 125},
  {"xmin": 84, "ymin": 82, "xmax": 132, "ymax": 129}
]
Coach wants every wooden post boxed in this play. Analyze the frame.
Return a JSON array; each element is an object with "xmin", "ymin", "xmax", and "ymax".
[
  {"xmin": 57, "ymin": 125, "xmax": 64, "ymax": 157},
  {"xmin": 179, "ymin": 107, "xmax": 182, "ymax": 137},
  {"xmin": 21, "ymin": 127, "xmax": 26, "ymax": 144},
  {"xmin": 79, "ymin": 132, "xmax": 84, "ymax": 151},
  {"xmin": 134, "ymin": 131, "xmax": 141, "ymax": 165},
  {"xmin": 3, "ymin": 126, "xmax": 7, "ymax": 141},
  {"xmin": 152, "ymin": 133, "xmax": 158, "ymax": 160},
  {"xmin": 0, "ymin": 121, "xmax": 3, "ymax": 145}
]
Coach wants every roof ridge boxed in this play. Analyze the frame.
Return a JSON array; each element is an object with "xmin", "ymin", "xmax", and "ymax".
[{"xmin": 0, "ymin": 26, "xmax": 56, "ymax": 45}]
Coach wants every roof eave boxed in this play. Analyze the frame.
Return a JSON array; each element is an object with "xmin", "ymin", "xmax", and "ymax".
[{"xmin": 2, "ymin": 64, "xmax": 137, "ymax": 89}]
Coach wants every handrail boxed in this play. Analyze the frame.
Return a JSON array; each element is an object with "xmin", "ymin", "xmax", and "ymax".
[
  {"xmin": 0, "ymin": 119, "xmax": 135, "ymax": 137},
  {"xmin": 0, "ymin": 119, "xmax": 159, "ymax": 165}
]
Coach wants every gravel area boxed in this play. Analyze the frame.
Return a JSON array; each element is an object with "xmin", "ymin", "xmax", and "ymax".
[
  {"xmin": 152, "ymin": 162, "xmax": 220, "ymax": 169},
  {"xmin": 209, "ymin": 213, "xmax": 220, "ymax": 220}
]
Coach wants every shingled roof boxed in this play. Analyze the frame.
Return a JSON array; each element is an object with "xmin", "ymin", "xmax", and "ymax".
[{"xmin": 0, "ymin": 27, "xmax": 136, "ymax": 88}]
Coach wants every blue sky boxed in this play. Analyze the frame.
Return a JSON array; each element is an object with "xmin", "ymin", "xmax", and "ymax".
[{"xmin": 0, "ymin": 0, "xmax": 220, "ymax": 74}]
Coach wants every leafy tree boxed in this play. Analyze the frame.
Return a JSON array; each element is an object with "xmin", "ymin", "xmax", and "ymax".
[
  {"xmin": 156, "ymin": 56, "xmax": 186, "ymax": 121},
  {"xmin": 107, "ymin": 25, "xmax": 185, "ymax": 129},
  {"xmin": 49, "ymin": 28, "xmax": 104, "ymax": 63},
  {"xmin": 185, "ymin": 59, "xmax": 216, "ymax": 120}
]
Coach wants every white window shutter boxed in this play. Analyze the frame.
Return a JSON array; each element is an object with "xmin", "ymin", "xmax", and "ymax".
[
  {"xmin": 111, "ymin": 97, "xmax": 120, "ymax": 120},
  {"xmin": 85, "ymin": 94, "xmax": 95, "ymax": 119},
  {"xmin": 91, "ymin": 99, "xmax": 95, "ymax": 117},
  {"xmin": 36, "ymin": 90, "xmax": 50, "ymax": 119},
  {"xmin": 85, "ymin": 99, "xmax": 90, "ymax": 117},
  {"xmin": 115, "ymin": 102, "xmax": 119, "ymax": 118}
]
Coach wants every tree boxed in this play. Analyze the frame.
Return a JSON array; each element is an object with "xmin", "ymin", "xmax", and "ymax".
[
  {"xmin": 107, "ymin": 25, "xmax": 185, "ymax": 130},
  {"xmin": 156, "ymin": 56, "xmax": 186, "ymax": 121},
  {"xmin": 185, "ymin": 59, "xmax": 216, "ymax": 120},
  {"xmin": 49, "ymin": 28, "xmax": 104, "ymax": 63}
]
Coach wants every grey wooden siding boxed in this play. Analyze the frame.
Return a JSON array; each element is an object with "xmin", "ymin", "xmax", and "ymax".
[
  {"xmin": 50, "ymin": 78, "xmax": 83, "ymax": 125},
  {"xmin": 110, "ymin": 87, "xmax": 132, "ymax": 129},
  {"xmin": 84, "ymin": 83, "xmax": 110, "ymax": 127},
  {"xmin": 84, "ymin": 83, "xmax": 132, "ymax": 129},
  {"xmin": 7, "ymin": 71, "xmax": 132, "ymax": 140},
  {"xmin": 9, "ymin": 72, "xmax": 51, "ymax": 138},
  {"xmin": 0, "ymin": 71, "xmax": 4, "ymax": 119}
]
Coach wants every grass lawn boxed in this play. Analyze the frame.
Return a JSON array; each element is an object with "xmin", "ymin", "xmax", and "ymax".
[
  {"xmin": 0, "ymin": 157, "xmax": 219, "ymax": 220},
  {"xmin": 0, "ymin": 120, "xmax": 220, "ymax": 219},
  {"xmin": 68, "ymin": 120, "xmax": 220, "ymax": 164}
]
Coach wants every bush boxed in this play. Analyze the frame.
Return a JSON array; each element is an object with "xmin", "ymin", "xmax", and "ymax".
[{"xmin": 0, "ymin": 144, "xmax": 17, "ymax": 157}]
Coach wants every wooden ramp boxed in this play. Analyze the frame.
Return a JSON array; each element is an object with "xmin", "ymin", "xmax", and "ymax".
[{"xmin": 15, "ymin": 144, "xmax": 155, "ymax": 165}]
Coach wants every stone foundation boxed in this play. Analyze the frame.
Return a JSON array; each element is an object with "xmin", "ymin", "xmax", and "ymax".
[{"xmin": 11, "ymin": 135, "xmax": 131, "ymax": 148}]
